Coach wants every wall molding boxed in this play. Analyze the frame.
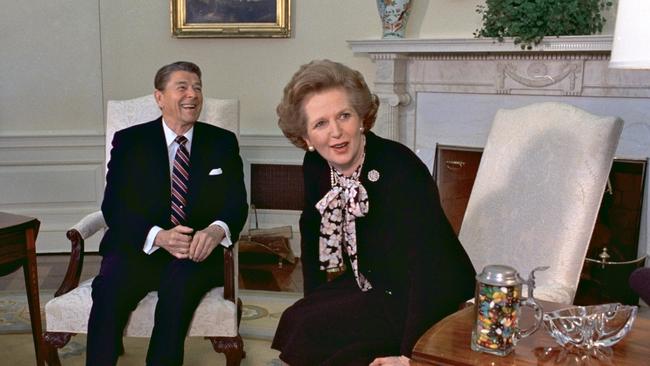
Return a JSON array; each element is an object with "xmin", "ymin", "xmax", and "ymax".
[
  {"xmin": 0, "ymin": 133, "xmax": 304, "ymax": 253},
  {"xmin": 240, "ymin": 134, "xmax": 304, "ymax": 164}
]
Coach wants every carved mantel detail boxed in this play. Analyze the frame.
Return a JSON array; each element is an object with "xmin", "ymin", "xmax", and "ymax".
[
  {"xmin": 496, "ymin": 61, "xmax": 582, "ymax": 95},
  {"xmin": 369, "ymin": 53, "xmax": 411, "ymax": 141}
]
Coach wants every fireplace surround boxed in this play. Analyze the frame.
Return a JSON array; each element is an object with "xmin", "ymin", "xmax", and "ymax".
[{"xmin": 349, "ymin": 35, "xmax": 650, "ymax": 261}]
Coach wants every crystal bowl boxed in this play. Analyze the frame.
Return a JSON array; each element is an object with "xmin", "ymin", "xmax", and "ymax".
[{"xmin": 542, "ymin": 303, "xmax": 637, "ymax": 349}]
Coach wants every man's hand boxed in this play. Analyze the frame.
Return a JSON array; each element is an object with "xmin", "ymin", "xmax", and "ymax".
[
  {"xmin": 369, "ymin": 356, "xmax": 410, "ymax": 366},
  {"xmin": 189, "ymin": 225, "xmax": 225, "ymax": 262},
  {"xmin": 154, "ymin": 225, "xmax": 194, "ymax": 258}
]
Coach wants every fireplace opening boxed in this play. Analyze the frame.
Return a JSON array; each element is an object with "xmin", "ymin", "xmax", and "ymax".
[
  {"xmin": 250, "ymin": 163, "xmax": 304, "ymax": 211},
  {"xmin": 434, "ymin": 145, "xmax": 647, "ymax": 305}
]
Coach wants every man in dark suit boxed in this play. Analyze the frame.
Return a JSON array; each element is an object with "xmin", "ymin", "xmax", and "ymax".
[{"xmin": 86, "ymin": 61, "xmax": 248, "ymax": 366}]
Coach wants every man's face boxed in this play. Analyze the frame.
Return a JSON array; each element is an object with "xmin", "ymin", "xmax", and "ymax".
[{"xmin": 154, "ymin": 70, "xmax": 203, "ymax": 129}]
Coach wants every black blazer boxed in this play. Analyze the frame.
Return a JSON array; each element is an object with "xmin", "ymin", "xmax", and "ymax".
[
  {"xmin": 100, "ymin": 118, "xmax": 248, "ymax": 257},
  {"xmin": 300, "ymin": 131, "xmax": 476, "ymax": 356}
]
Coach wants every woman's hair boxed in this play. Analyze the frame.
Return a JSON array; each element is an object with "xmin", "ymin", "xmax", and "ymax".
[{"xmin": 277, "ymin": 60, "xmax": 379, "ymax": 150}]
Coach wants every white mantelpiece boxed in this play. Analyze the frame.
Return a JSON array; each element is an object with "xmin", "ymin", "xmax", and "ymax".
[
  {"xmin": 349, "ymin": 36, "xmax": 650, "ymax": 260},
  {"xmin": 349, "ymin": 35, "xmax": 613, "ymax": 54},
  {"xmin": 348, "ymin": 36, "xmax": 650, "ymax": 150}
]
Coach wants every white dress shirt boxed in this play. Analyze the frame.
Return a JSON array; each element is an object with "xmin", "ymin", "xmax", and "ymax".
[{"xmin": 142, "ymin": 119, "xmax": 233, "ymax": 254}]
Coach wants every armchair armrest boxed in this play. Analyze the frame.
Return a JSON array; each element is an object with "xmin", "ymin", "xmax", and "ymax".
[
  {"xmin": 70, "ymin": 210, "xmax": 106, "ymax": 240},
  {"xmin": 222, "ymin": 241, "xmax": 242, "ymax": 326},
  {"xmin": 222, "ymin": 241, "xmax": 239, "ymax": 303},
  {"xmin": 54, "ymin": 211, "xmax": 107, "ymax": 297}
]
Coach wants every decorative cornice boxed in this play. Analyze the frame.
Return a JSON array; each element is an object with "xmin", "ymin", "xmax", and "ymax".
[{"xmin": 348, "ymin": 35, "xmax": 612, "ymax": 55}]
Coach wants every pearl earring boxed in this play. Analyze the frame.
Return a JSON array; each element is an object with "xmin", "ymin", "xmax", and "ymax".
[
  {"xmin": 359, "ymin": 127, "xmax": 365, "ymax": 132},
  {"xmin": 308, "ymin": 145, "xmax": 315, "ymax": 152}
]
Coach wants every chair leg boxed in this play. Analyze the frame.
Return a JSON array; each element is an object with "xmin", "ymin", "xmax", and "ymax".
[
  {"xmin": 237, "ymin": 298, "xmax": 243, "ymax": 327},
  {"xmin": 207, "ymin": 335, "xmax": 244, "ymax": 366},
  {"xmin": 42, "ymin": 331, "xmax": 75, "ymax": 366}
]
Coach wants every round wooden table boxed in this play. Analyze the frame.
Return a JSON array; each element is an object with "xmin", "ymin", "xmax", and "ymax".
[{"xmin": 412, "ymin": 300, "xmax": 650, "ymax": 366}]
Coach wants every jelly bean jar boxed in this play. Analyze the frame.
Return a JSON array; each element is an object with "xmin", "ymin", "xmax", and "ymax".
[{"xmin": 470, "ymin": 264, "xmax": 547, "ymax": 356}]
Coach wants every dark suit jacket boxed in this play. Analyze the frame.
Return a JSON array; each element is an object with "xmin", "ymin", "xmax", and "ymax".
[
  {"xmin": 100, "ymin": 118, "xmax": 248, "ymax": 257},
  {"xmin": 300, "ymin": 131, "xmax": 476, "ymax": 356}
]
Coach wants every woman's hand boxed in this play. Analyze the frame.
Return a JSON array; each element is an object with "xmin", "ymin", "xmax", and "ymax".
[{"xmin": 369, "ymin": 355, "xmax": 410, "ymax": 366}]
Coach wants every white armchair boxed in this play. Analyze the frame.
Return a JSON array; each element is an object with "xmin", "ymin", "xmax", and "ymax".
[
  {"xmin": 42, "ymin": 95, "xmax": 244, "ymax": 365},
  {"xmin": 458, "ymin": 102, "xmax": 623, "ymax": 304}
]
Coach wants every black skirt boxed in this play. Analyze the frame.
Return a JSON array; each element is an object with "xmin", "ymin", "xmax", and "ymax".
[{"xmin": 271, "ymin": 272, "xmax": 402, "ymax": 366}]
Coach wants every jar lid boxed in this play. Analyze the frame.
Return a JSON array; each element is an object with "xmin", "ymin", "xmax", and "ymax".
[{"xmin": 476, "ymin": 264, "xmax": 522, "ymax": 286}]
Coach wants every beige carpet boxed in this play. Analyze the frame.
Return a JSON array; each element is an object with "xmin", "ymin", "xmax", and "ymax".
[
  {"xmin": 3, "ymin": 333, "xmax": 282, "ymax": 365},
  {"xmin": 0, "ymin": 289, "xmax": 302, "ymax": 365}
]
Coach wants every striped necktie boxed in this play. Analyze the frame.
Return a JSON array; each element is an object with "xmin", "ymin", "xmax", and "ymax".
[{"xmin": 171, "ymin": 135, "xmax": 190, "ymax": 226}]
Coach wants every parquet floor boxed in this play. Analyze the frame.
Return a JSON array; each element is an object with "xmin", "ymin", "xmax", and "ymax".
[{"xmin": 0, "ymin": 252, "xmax": 302, "ymax": 293}]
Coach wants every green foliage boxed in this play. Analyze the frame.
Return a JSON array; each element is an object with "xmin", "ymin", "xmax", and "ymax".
[{"xmin": 474, "ymin": 0, "xmax": 613, "ymax": 50}]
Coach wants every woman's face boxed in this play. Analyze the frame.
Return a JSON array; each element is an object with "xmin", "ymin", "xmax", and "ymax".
[{"xmin": 302, "ymin": 87, "xmax": 365, "ymax": 176}]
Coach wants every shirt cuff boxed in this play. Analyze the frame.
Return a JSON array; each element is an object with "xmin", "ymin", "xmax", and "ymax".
[
  {"xmin": 144, "ymin": 226, "xmax": 162, "ymax": 254},
  {"xmin": 212, "ymin": 220, "xmax": 232, "ymax": 248}
]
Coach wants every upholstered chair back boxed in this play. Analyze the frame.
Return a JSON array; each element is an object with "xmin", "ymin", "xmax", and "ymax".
[
  {"xmin": 43, "ymin": 95, "xmax": 245, "ymax": 366},
  {"xmin": 105, "ymin": 94, "xmax": 239, "ymax": 173},
  {"xmin": 458, "ymin": 102, "xmax": 623, "ymax": 304}
]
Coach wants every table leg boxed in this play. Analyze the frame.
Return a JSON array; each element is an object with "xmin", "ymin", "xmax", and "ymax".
[{"xmin": 24, "ymin": 226, "xmax": 44, "ymax": 366}]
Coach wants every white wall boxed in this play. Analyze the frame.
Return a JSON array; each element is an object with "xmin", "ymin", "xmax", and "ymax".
[
  {"xmin": 1, "ymin": 1, "xmax": 495, "ymax": 136},
  {"xmin": 0, "ymin": 0, "xmax": 619, "ymax": 252},
  {"xmin": 1, "ymin": 0, "xmax": 619, "ymax": 135},
  {"xmin": 1, "ymin": 1, "xmax": 103, "ymax": 135},
  {"xmin": 97, "ymin": 0, "xmax": 491, "ymax": 135}
]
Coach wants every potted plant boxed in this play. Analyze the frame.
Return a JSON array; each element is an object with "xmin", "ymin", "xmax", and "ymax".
[{"xmin": 474, "ymin": 0, "xmax": 613, "ymax": 49}]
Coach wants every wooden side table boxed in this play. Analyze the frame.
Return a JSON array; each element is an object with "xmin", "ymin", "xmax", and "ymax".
[
  {"xmin": 0, "ymin": 212, "xmax": 44, "ymax": 366},
  {"xmin": 412, "ymin": 301, "xmax": 650, "ymax": 366}
]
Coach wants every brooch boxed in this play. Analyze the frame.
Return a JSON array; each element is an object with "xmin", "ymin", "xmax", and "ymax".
[{"xmin": 368, "ymin": 169, "xmax": 380, "ymax": 182}]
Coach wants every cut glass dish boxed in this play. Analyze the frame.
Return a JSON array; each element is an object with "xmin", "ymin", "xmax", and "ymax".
[{"xmin": 542, "ymin": 303, "xmax": 637, "ymax": 350}]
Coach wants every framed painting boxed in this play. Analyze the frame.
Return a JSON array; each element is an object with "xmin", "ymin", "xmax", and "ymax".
[{"xmin": 171, "ymin": 0, "xmax": 291, "ymax": 38}]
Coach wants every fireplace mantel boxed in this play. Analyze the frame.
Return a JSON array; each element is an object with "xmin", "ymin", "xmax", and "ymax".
[
  {"xmin": 348, "ymin": 36, "xmax": 650, "ymax": 260},
  {"xmin": 349, "ymin": 35, "xmax": 612, "ymax": 54}
]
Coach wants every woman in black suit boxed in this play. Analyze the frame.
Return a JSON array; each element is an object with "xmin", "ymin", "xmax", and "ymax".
[{"xmin": 271, "ymin": 60, "xmax": 476, "ymax": 366}]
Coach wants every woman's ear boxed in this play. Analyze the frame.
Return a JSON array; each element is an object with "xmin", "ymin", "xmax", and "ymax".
[{"xmin": 303, "ymin": 136, "xmax": 315, "ymax": 152}]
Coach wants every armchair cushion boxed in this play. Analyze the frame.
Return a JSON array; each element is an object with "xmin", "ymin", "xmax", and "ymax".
[{"xmin": 45, "ymin": 279, "xmax": 237, "ymax": 337}]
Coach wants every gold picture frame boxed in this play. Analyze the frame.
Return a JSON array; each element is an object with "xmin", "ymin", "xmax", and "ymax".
[{"xmin": 171, "ymin": 0, "xmax": 291, "ymax": 38}]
